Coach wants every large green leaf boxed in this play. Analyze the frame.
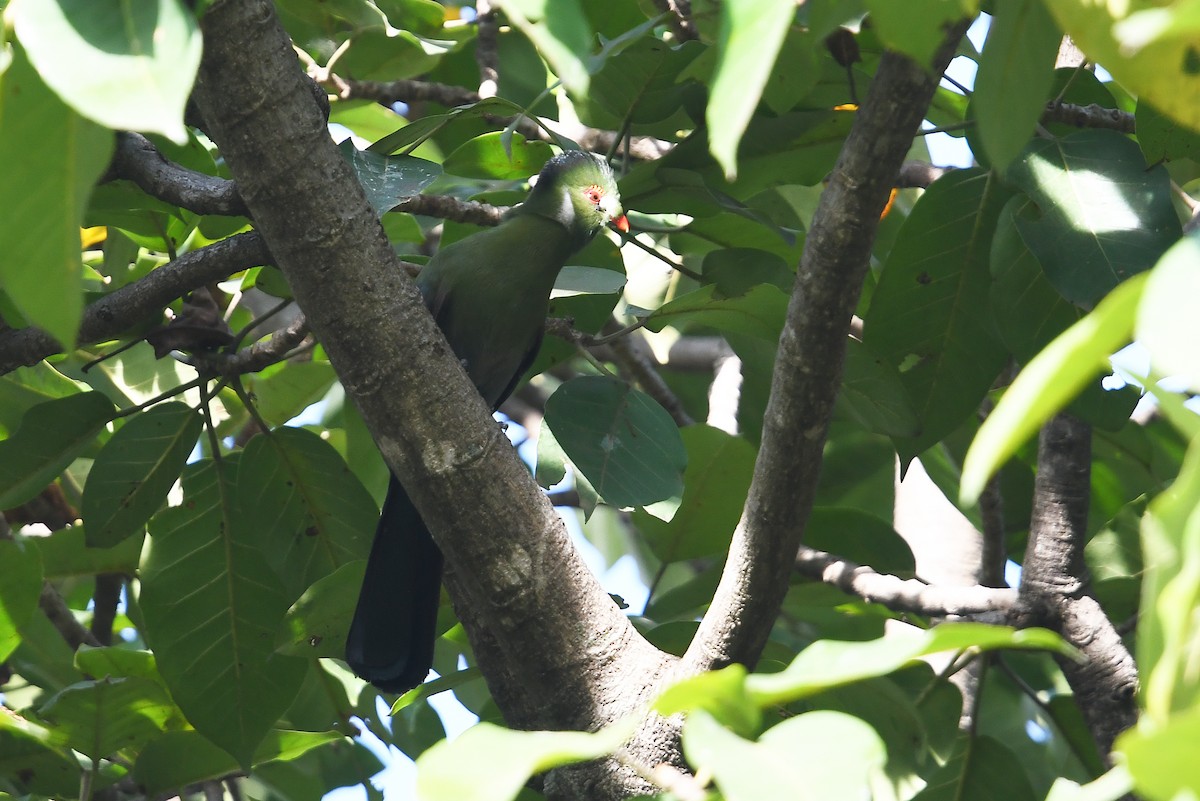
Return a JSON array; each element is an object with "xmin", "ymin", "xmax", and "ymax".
[
  {"xmin": 864, "ymin": 169, "xmax": 1012, "ymax": 459},
  {"xmin": 0, "ymin": 392, "xmax": 115, "ymax": 509},
  {"xmin": 236, "ymin": 428, "xmax": 376, "ymax": 599},
  {"xmin": 443, "ymin": 131, "xmax": 552, "ymax": 179},
  {"xmin": 131, "ymin": 729, "xmax": 341, "ymax": 796},
  {"xmin": 1136, "ymin": 231, "xmax": 1200, "ymax": 392},
  {"xmin": 583, "ymin": 36, "xmax": 701, "ymax": 126},
  {"xmin": 0, "ymin": 363, "xmax": 85, "ymax": 437},
  {"xmin": 960, "ymin": 273, "xmax": 1146, "ymax": 504},
  {"xmin": 0, "ymin": 538, "xmax": 44, "ymax": 662},
  {"xmin": 543, "ymin": 376, "xmax": 687, "ymax": 509},
  {"xmin": 1136, "ymin": 99, "xmax": 1200, "ymax": 165},
  {"xmin": 1005, "ymin": 130, "xmax": 1181, "ymax": 308},
  {"xmin": 38, "ymin": 677, "xmax": 175, "ymax": 760},
  {"xmin": 864, "ymin": 0, "xmax": 976, "ymax": 67},
  {"xmin": 805, "ymin": 507, "xmax": 916, "ymax": 578},
  {"xmin": 32, "ymin": 527, "xmax": 144, "ymax": 579},
  {"xmin": 972, "ymin": 0, "xmax": 1060, "ymax": 171},
  {"xmin": 497, "ymin": 0, "xmax": 591, "ymax": 96},
  {"xmin": 1118, "ymin": 708, "xmax": 1200, "ymax": 801},
  {"xmin": 683, "ymin": 709, "xmax": 886, "ymax": 801},
  {"xmin": 416, "ymin": 718, "xmax": 634, "ymax": 801},
  {"xmin": 837, "ymin": 337, "xmax": 921, "ymax": 438},
  {"xmin": 644, "ymin": 283, "xmax": 788, "ymax": 341},
  {"xmin": 12, "ymin": 0, "xmax": 198, "ymax": 141},
  {"xmin": 0, "ymin": 46, "xmax": 113, "ymax": 348},
  {"xmin": 706, "ymin": 0, "xmax": 795, "ymax": 179},
  {"xmin": 910, "ymin": 734, "xmax": 1038, "ymax": 801},
  {"xmin": 633, "ymin": 425, "xmax": 756, "ymax": 562},
  {"xmin": 1136, "ymin": 432, "xmax": 1200, "ymax": 723},
  {"xmin": 338, "ymin": 141, "xmax": 442, "ymax": 216},
  {"xmin": 245, "ymin": 361, "xmax": 338, "ymax": 427},
  {"xmin": 989, "ymin": 196, "xmax": 1080, "ymax": 364},
  {"xmin": 82, "ymin": 402, "xmax": 203, "ymax": 548},
  {"xmin": 140, "ymin": 461, "xmax": 308, "ymax": 767},
  {"xmin": 277, "ymin": 561, "xmax": 367, "ymax": 659}
]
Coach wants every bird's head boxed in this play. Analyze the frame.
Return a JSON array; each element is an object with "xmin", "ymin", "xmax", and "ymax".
[{"xmin": 524, "ymin": 151, "xmax": 629, "ymax": 251}]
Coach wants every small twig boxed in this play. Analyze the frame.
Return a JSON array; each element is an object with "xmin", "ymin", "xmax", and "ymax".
[
  {"xmin": 391, "ymin": 194, "xmax": 505, "ymax": 226},
  {"xmin": 918, "ymin": 121, "xmax": 974, "ymax": 136},
  {"xmin": 40, "ymin": 582, "xmax": 102, "ymax": 650},
  {"xmin": 618, "ymin": 230, "xmax": 703, "ymax": 281},
  {"xmin": 90, "ymin": 574, "xmax": 123, "ymax": 646},
  {"xmin": 649, "ymin": 0, "xmax": 698, "ymax": 42},
  {"xmin": 603, "ymin": 322, "xmax": 695, "ymax": 428}
]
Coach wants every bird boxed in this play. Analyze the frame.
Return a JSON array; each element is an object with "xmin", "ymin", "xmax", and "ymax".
[{"xmin": 345, "ymin": 150, "xmax": 629, "ymax": 693}]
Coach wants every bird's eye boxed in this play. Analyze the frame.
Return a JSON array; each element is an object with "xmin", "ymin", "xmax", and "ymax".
[{"xmin": 583, "ymin": 185, "xmax": 604, "ymax": 206}]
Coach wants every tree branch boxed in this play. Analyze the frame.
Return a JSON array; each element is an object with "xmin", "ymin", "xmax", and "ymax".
[
  {"xmin": 1042, "ymin": 101, "xmax": 1135, "ymax": 134},
  {"xmin": 1016, "ymin": 413, "xmax": 1138, "ymax": 759},
  {"xmin": 104, "ymin": 132, "xmax": 249, "ymax": 217},
  {"xmin": 0, "ymin": 231, "xmax": 271, "ymax": 374},
  {"xmin": 683, "ymin": 21, "xmax": 972, "ymax": 673},
  {"xmin": 795, "ymin": 546, "xmax": 1017, "ymax": 616}
]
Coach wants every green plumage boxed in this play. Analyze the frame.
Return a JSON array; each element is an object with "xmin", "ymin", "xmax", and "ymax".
[{"xmin": 347, "ymin": 151, "xmax": 626, "ymax": 692}]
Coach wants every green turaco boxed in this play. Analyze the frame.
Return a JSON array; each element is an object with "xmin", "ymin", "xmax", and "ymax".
[{"xmin": 346, "ymin": 150, "xmax": 628, "ymax": 693}]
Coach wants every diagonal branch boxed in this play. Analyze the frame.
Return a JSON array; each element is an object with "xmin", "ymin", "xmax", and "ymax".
[{"xmin": 683, "ymin": 21, "xmax": 973, "ymax": 673}]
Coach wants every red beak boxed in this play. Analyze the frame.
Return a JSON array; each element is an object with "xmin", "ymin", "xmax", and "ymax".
[{"xmin": 614, "ymin": 215, "xmax": 630, "ymax": 233}]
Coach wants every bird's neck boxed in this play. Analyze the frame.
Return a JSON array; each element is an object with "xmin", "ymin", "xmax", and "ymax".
[{"xmin": 514, "ymin": 187, "xmax": 595, "ymax": 254}]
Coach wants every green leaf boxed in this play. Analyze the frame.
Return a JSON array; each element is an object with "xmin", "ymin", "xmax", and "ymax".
[
  {"xmin": 415, "ymin": 718, "xmax": 634, "ymax": 801},
  {"xmin": 0, "ymin": 46, "xmax": 113, "ymax": 348},
  {"xmin": 443, "ymin": 131, "xmax": 553, "ymax": 179},
  {"xmin": 656, "ymin": 665, "xmax": 760, "ymax": 735},
  {"xmin": 337, "ymin": 27, "xmax": 451, "ymax": 81},
  {"xmin": 864, "ymin": 169, "xmax": 1011, "ymax": 459},
  {"xmin": 140, "ymin": 461, "xmax": 308, "ymax": 768},
  {"xmin": 0, "ymin": 363, "xmax": 85, "ymax": 437},
  {"xmin": 1136, "ymin": 98, "xmax": 1200, "ymax": 164},
  {"xmin": 543, "ymin": 376, "xmax": 687, "ymax": 509},
  {"xmin": 337, "ymin": 140, "xmax": 442, "ymax": 216},
  {"xmin": 910, "ymin": 734, "xmax": 1038, "ymax": 801},
  {"xmin": 552, "ymin": 265, "xmax": 627, "ymax": 297},
  {"xmin": 277, "ymin": 561, "xmax": 366, "ymax": 658},
  {"xmin": 633, "ymin": 425, "xmax": 755, "ymax": 562},
  {"xmin": 1136, "ymin": 231, "xmax": 1200, "ymax": 392},
  {"xmin": 0, "ymin": 392, "xmax": 115, "ymax": 509},
  {"xmin": 960, "ymin": 273, "xmax": 1147, "ymax": 505},
  {"xmin": 683, "ymin": 709, "xmax": 886, "ymax": 801},
  {"xmin": 245, "ymin": 361, "xmax": 338, "ymax": 427},
  {"xmin": 1137, "ymin": 434, "xmax": 1200, "ymax": 723},
  {"xmin": 1045, "ymin": 766, "xmax": 1134, "ymax": 801},
  {"xmin": 989, "ymin": 195, "xmax": 1080, "ymax": 364},
  {"xmin": 132, "ymin": 729, "xmax": 341, "ymax": 796},
  {"xmin": 1005, "ymin": 130, "xmax": 1181, "ymax": 308},
  {"xmin": 0, "ymin": 726, "xmax": 82, "ymax": 799},
  {"xmin": 972, "ymin": 0, "xmax": 1060, "ymax": 171},
  {"xmin": 32, "ymin": 527, "xmax": 144, "ymax": 578},
  {"xmin": 864, "ymin": 0, "xmax": 975, "ymax": 65},
  {"xmin": 82, "ymin": 402, "xmax": 203, "ymax": 548},
  {"xmin": 805, "ymin": 507, "xmax": 916, "ymax": 578},
  {"xmin": 74, "ymin": 646, "xmax": 164, "ymax": 685},
  {"xmin": 494, "ymin": 0, "xmax": 592, "ymax": 97},
  {"xmin": 706, "ymin": 0, "xmax": 795, "ymax": 179},
  {"xmin": 584, "ymin": 36, "xmax": 700, "ymax": 125},
  {"xmin": 12, "ymin": 0, "xmax": 200, "ymax": 142},
  {"xmin": 746, "ymin": 623, "xmax": 1075, "ymax": 706},
  {"xmin": 38, "ymin": 677, "xmax": 175, "ymax": 759},
  {"xmin": 645, "ymin": 283, "xmax": 788, "ymax": 340},
  {"xmin": 236, "ymin": 428, "xmax": 376, "ymax": 599},
  {"xmin": 837, "ymin": 337, "xmax": 921, "ymax": 438},
  {"xmin": 0, "ymin": 538, "xmax": 43, "ymax": 662},
  {"xmin": 1118, "ymin": 708, "xmax": 1200, "ymax": 801}
]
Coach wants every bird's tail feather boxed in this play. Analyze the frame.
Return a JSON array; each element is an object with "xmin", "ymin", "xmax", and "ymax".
[{"xmin": 345, "ymin": 474, "xmax": 443, "ymax": 694}]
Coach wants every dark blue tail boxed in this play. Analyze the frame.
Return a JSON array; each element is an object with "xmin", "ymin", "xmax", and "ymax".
[{"xmin": 345, "ymin": 475, "xmax": 443, "ymax": 693}]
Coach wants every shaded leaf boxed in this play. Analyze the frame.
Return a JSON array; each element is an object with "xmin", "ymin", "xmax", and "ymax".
[
  {"xmin": 1136, "ymin": 231, "xmax": 1200, "ymax": 392},
  {"xmin": 0, "ymin": 538, "xmax": 44, "ymax": 662},
  {"xmin": 416, "ymin": 718, "xmax": 634, "ymax": 801},
  {"xmin": 278, "ymin": 561, "xmax": 366, "ymax": 658},
  {"xmin": 338, "ymin": 140, "xmax": 442, "ymax": 216},
  {"xmin": 645, "ymin": 283, "xmax": 788, "ymax": 341},
  {"xmin": 1006, "ymin": 130, "xmax": 1180, "ymax": 308},
  {"xmin": 83, "ymin": 402, "xmax": 203, "ymax": 548},
  {"xmin": 140, "ymin": 461, "xmax": 308, "ymax": 767},
  {"xmin": 443, "ymin": 132, "xmax": 553, "ymax": 179},
  {"xmin": 544, "ymin": 376, "xmax": 687, "ymax": 508},
  {"xmin": 0, "ymin": 392, "xmax": 115, "ymax": 509},
  {"xmin": 39, "ymin": 677, "xmax": 175, "ymax": 759},
  {"xmin": 911, "ymin": 734, "xmax": 1038, "ymax": 801}
]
